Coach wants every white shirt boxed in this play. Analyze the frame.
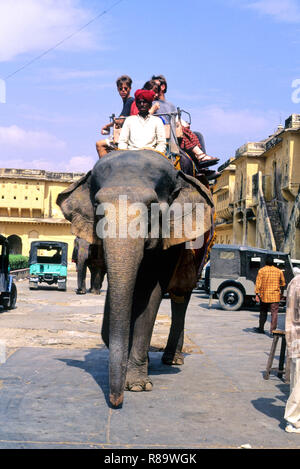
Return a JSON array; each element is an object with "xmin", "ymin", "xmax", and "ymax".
[{"xmin": 118, "ymin": 114, "xmax": 166, "ymax": 153}]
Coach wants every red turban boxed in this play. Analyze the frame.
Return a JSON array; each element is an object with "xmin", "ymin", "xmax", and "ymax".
[{"xmin": 134, "ymin": 89, "xmax": 155, "ymax": 103}]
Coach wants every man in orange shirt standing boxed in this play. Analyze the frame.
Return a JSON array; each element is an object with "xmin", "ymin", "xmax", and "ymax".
[{"xmin": 254, "ymin": 255, "xmax": 286, "ymax": 334}]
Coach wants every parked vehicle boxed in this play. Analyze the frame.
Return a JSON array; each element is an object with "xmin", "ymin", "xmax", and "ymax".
[
  {"xmin": 209, "ymin": 244, "xmax": 294, "ymax": 311},
  {"xmin": 291, "ymin": 259, "xmax": 300, "ymax": 275},
  {"xmin": 196, "ymin": 261, "xmax": 210, "ymax": 292},
  {"xmin": 29, "ymin": 241, "xmax": 68, "ymax": 291},
  {"xmin": 0, "ymin": 234, "xmax": 17, "ymax": 310}
]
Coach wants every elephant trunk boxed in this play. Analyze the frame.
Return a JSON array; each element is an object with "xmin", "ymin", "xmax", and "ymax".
[{"xmin": 104, "ymin": 237, "xmax": 144, "ymax": 407}]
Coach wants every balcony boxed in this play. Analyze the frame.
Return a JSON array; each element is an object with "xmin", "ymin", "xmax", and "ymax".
[
  {"xmin": 235, "ymin": 142, "xmax": 266, "ymax": 158},
  {"xmin": 265, "ymin": 136, "xmax": 283, "ymax": 152},
  {"xmin": 217, "ymin": 206, "xmax": 234, "ymax": 221},
  {"xmin": 0, "ymin": 168, "xmax": 84, "ymax": 182}
]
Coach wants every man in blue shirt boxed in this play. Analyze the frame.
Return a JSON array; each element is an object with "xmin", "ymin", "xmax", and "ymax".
[
  {"xmin": 96, "ymin": 75, "xmax": 134, "ymax": 158},
  {"xmin": 151, "ymin": 74, "xmax": 176, "ymax": 122}
]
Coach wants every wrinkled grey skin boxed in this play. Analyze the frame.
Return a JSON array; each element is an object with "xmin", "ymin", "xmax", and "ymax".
[
  {"xmin": 57, "ymin": 150, "xmax": 214, "ymax": 407},
  {"xmin": 72, "ymin": 237, "xmax": 106, "ymax": 295}
]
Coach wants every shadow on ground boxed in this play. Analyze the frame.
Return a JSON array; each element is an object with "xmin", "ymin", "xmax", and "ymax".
[
  {"xmin": 58, "ymin": 348, "xmax": 182, "ymax": 408},
  {"xmin": 251, "ymin": 383, "xmax": 290, "ymax": 430}
]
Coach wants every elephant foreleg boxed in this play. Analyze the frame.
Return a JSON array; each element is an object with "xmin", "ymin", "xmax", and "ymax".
[
  {"xmin": 162, "ymin": 293, "xmax": 191, "ymax": 366},
  {"xmin": 101, "ymin": 290, "xmax": 110, "ymax": 348},
  {"xmin": 76, "ymin": 261, "xmax": 87, "ymax": 294},
  {"xmin": 125, "ymin": 282, "xmax": 162, "ymax": 393},
  {"xmin": 89, "ymin": 265, "xmax": 104, "ymax": 295}
]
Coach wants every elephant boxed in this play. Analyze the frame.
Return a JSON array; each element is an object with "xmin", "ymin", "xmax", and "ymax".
[
  {"xmin": 57, "ymin": 149, "xmax": 214, "ymax": 407},
  {"xmin": 72, "ymin": 237, "xmax": 106, "ymax": 295}
]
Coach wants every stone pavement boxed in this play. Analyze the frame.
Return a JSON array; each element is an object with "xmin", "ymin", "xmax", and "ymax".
[{"xmin": 0, "ymin": 272, "xmax": 299, "ymax": 449}]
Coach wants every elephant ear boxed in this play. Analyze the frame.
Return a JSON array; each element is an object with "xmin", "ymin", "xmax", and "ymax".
[
  {"xmin": 163, "ymin": 171, "xmax": 215, "ymax": 249},
  {"xmin": 56, "ymin": 171, "xmax": 97, "ymax": 244}
]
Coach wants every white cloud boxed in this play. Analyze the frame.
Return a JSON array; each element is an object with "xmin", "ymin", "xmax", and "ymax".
[
  {"xmin": 0, "ymin": 125, "xmax": 95, "ymax": 173},
  {"xmin": 0, "ymin": 125, "xmax": 66, "ymax": 150},
  {"xmin": 0, "ymin": 123, "xmax": 97, "ymax": 173},
  {"xmin": 245, "ymin": 0, "xmax": 300, "ymax": 23},
  {"xmin": 192, "ymin": 106, "xmax": 278, "ymax": 137},
  {"xmin": 0, "ymin": 153, "xmax": 95, "ymax": 173},
  {"xmin": 0, "ymin": 0, "xmax": 102, "ymax": 62},
  {"xmin": 61, "ymin": 155, "xmax": 95, "ymax": 172},
  {"xmin": 0, "ymin": 158, "xmax": 56, "ymax": 171},
  {"xmin": 189, "ymin": 106, "xmax": 281, "ymax": 161},
  {"xmin": 172, "ymin": 89, "xmax": 232, "ymax": 108}
]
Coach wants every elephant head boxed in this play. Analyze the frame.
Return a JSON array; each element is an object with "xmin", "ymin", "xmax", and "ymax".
[{"xmin": 57, "ymin": 150, "xmax": 214, "ymax": 407}]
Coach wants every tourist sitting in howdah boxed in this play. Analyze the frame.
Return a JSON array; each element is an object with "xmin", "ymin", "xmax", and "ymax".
[
  {"xmin": 96, "ymin": 73, "xmax": 220, "ymax": 181},
  {"xmin": 96, "ymin": 74, "xmax": 134, "ymax": 158},
  {"xmin": 118, "ymin": 89, "xmax": 166, "ymax": 153}
]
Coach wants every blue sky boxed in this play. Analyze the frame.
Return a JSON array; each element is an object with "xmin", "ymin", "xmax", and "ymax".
[{"xmin": 0, "ymin": 0, "xmax": 300, "ymax": 172}]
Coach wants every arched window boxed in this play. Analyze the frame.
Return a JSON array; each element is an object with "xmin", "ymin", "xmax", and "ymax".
[
  {"xmin": 7, "ymin": 235, "xmax": 22, "ymax": 255},
  {"xmin": 28, "ymin": 230, "xmax": 39, "ymax": 239}
]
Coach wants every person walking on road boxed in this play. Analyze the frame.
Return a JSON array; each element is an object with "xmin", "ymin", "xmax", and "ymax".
[
  {"xmin": 284, "ymin": 274, "xmax": 300, "ymax": 433},
  {"xmin": 254, "ymin": 255, "xmax": 286, "ymax": 334}
]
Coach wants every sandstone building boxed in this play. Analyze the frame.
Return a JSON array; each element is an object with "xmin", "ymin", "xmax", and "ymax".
[
  {"xmin": 212, "ymin": 158, "xmax": 235, "ymax": 245},
  {"xmin": 0, "ymin": 168, "xmax": 84, "ymax": 260},
  {"xmin": 1, "ymin": 113, "xmax": 299, "ymax": 261},
  {"xmin": 213, "ymin": 113, "xmax": 300, "ymax": 259}
]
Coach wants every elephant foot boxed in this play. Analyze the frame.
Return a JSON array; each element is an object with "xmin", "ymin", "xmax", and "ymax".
[
  {"xmin": 76, "ymin": 289, "xmax": 86, "ymax": 295},
  {"xmin": 89, "ymin": 289, "xmax": 101, "ymax": 295},
  {"xmin": 125, "ymin": 362, "xmax": 153, "ymax": 392},
  {"xmin": 125, "ymin": 378, "xmax": 153, "ymax": 392},
  {"xmin": 161, "ymin": 352, "xmax": 184, "ymax": 366}
]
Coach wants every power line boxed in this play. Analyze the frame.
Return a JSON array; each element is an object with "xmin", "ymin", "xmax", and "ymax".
[{"xmin": 4, "ymin": 0, "xmax": 125, "ymax": 80}]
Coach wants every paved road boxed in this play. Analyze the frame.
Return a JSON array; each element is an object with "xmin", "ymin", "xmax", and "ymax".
[{"xmin": 0, "ymin": 271, "xmax": 298, "ymax": 449}]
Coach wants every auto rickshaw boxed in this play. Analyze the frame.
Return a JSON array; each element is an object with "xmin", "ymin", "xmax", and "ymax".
[
  {"xmin": 209, "ymin": 244, "xmax": 295, "ymax": 311},
  {"xmin": 29, "ymin": 241, "xmax": 68, "ymax": 291},
  {"xmin": 0, "ymin": 234, "xmax": 17, "ymax": 310}
]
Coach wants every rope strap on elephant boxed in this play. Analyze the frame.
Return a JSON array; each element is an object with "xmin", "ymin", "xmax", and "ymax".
[
  {"xmin": 167, "ymin": 231, "xmax": 213, "ymax": 303},
  {"xmin": 111, "ymin": 147, "xmax": 196, "ymax": 177},
  {"xmin": 167, "ymin": 246, "xmax": 198, "ymax": 303},
  {"xmin": 167, "ymin": 211, "xmax": 216, "ymax": 304},
  {"xmin": 143, "ymin": 148, "xmax": 196, "ymax": 177}
]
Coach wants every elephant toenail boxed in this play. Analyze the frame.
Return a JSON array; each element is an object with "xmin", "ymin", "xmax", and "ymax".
[
  {"xmin": 144, "ymin": 382, "xmax": 153, "ymax": 391},
  {"xmin": 175, "ymin": 358, "xmax": 184, "ymax": 365},
  {"xmin": 129, "ymin": 384, "xmax": 144, "ymax": 392}
]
